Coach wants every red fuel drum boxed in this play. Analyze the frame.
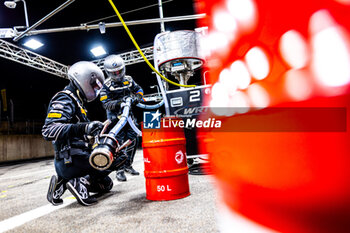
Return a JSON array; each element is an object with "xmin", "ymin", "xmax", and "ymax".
[{"xmin": 142, "ymin": 118, "xmax": 190, "ymax": 201}]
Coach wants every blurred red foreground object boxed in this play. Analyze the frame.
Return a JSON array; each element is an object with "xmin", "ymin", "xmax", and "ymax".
[{"xmin": 196, "ymin": 0, "xmax": 350, "ymax": 232}]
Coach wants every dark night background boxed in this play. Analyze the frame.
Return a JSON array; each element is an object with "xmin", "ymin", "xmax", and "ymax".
[{"xmin": 0, "ymin": 0, "xmax": 198, "ymax": 133}]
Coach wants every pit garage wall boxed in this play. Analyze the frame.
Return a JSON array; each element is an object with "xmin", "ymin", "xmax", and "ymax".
[{"xmin": 0, "ymin": 135, "xmax": 54, "ymax": 163}]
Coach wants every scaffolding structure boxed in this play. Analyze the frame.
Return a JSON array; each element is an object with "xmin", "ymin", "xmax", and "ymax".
[
  {"xmin": 0, "ymin": 37, "xmax": 168, "ymax": 103},
  {"xmin": 0, "ymin": 39, "xmax": 68, "ymax": 78},
  {"xmin": 0, "ymin": 38, "xmax": 154, "ymax": 78},
  {"xmin": 92, "ymin": 46, "xmax": 154, "ymax": 70}
]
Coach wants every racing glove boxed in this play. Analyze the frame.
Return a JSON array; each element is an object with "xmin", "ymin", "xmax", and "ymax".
[
  {"xmin": 135, "ymin": 93, "xmax": 145, "ymax": 103},
  {"xmin": 85, "ymin": 121, "xmax": 103, "ymax": 137}
]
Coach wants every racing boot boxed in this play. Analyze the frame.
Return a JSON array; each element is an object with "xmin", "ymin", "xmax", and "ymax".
[
  {"xmin": 123, "ymin": 138, "xmax": 139, "ymax": 176},
  {"xmin": 113, "ymin": 151, "xmax": 128, "ymax": 182},
  {"xmin": 88, "ymin": 175, "xmax": 113, "ymax": 194},
  {"xmin": 124, "ymin": 166, "xmax": 140, "ymax": 176},
  {"xmin": 47, "ymin": 175, "xmax": 66, "ymax": 206},
  {"xmin": 116, "ymin": 170, "xmax": 127, "ymax": 182},
  {"xmin": 66, "ymin": 177, "xmax": 97, "ymax": 206}
]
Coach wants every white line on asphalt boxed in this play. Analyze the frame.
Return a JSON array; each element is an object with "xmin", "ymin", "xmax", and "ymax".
[
  {"xmin": 0, "ymin": 174, "xmax": 140, "ymax": 233},
  {"xmin": 0, "ymin": 156, "xmax": 143, "ymax": 232},
  {"xmin": 0, "ymin": 198, "xmax": 76, "ymax": 233}
]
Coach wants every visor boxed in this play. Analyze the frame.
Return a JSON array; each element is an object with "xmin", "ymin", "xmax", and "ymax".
[
  {"xmin": 91, "ymin": 78, "xmax": 103, "ymax": 95},
  {"xmin": 108, "ymin": 68, "xmax": 124, "ymax": 80},
  {"xmin": 111, "ymin": 70, "xmax": 122, "ymax": 76}
]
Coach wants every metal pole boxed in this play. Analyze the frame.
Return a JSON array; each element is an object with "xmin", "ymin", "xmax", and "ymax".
[
  {"xmin": 158, "ymin": 0, "xmax": 165, "ymax": 32},
  {"xmin": 25, "ymin": 14, "xmax": 205, "ymax": 36},
  {"xmin": 13, "ymin": 0, "xmax": 75, "ymax": 41},
  {"xmin": 21, "ymin": 0, "xmax": 29, "ymax": 28},
  {"xmin": 179, "ymin": 73, "xmax": 186, "ymax": 89}
]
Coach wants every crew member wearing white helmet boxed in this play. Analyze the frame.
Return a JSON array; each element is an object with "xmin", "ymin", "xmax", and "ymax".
[
  {"xmin": 42, "ymin": 61, "xmax": 126, "ymax": 206},
  {"xmin": 100, "ymin": 55, "xmax": 144, "ymax": 182}
]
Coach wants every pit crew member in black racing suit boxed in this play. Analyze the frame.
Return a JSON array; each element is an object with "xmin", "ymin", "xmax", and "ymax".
[
  {"xmin": 100, "ymin": 54, "xmax": 144, "ymax": 182},
  {"xmin": 42, "ymin": 61, "xmax": 126, "ymax": 206}
]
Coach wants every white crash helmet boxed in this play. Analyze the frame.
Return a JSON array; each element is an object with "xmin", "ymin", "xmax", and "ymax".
[
  {"xmin": 103, "ymin": 54, "xmax": 126, "ymax": 81},
  {"xmin": 68, "ymin": 61, "xmax": 105, "ymax": 102}
]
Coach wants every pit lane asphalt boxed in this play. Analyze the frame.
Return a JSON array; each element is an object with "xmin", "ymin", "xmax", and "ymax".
[{"xmin": 0, "ymin": 150, "xmax": 219, "ymax": 233}]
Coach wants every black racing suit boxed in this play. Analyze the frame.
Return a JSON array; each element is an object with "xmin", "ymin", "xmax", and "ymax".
[
  {"xmin": 42, "ymin": 83, "xmax": 117, "ymax": 191},
  {"xmin": 99, "ymin": 75, "xmax": 143, "ymax": 169}
]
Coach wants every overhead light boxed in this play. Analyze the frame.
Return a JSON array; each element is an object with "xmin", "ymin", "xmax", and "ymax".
[
  {"xmin": 23, "ymin": 39, "xmax": 43, "ymax": 50},
  {"xmin": 4, "ymin": 1, "xmax": 17, "ymax": 9},
  {"xmin": 99, "ymin": 22, "xmax": 106, "ymax": 34},
  {"xmin": 90, "ymin": 46, "xmax": 106, "ymax": 57}
]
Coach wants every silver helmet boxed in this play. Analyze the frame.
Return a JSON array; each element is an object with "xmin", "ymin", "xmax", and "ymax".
[
  {"xmin": 103, "ymin": 55, "xmax": 125, "ymax": 81},
  {"xmin": 68, "ymin": 61, "xmax": 105, "ymax": 102}
]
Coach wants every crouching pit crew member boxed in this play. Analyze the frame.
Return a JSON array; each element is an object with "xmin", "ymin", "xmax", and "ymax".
[
  {"xmin": 42, "ymin": 61, "xmax": 126, "ymax": 206},
  {"xmin": 100, "ymin": 54, "xmax": 144, "ymax": 182}
]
